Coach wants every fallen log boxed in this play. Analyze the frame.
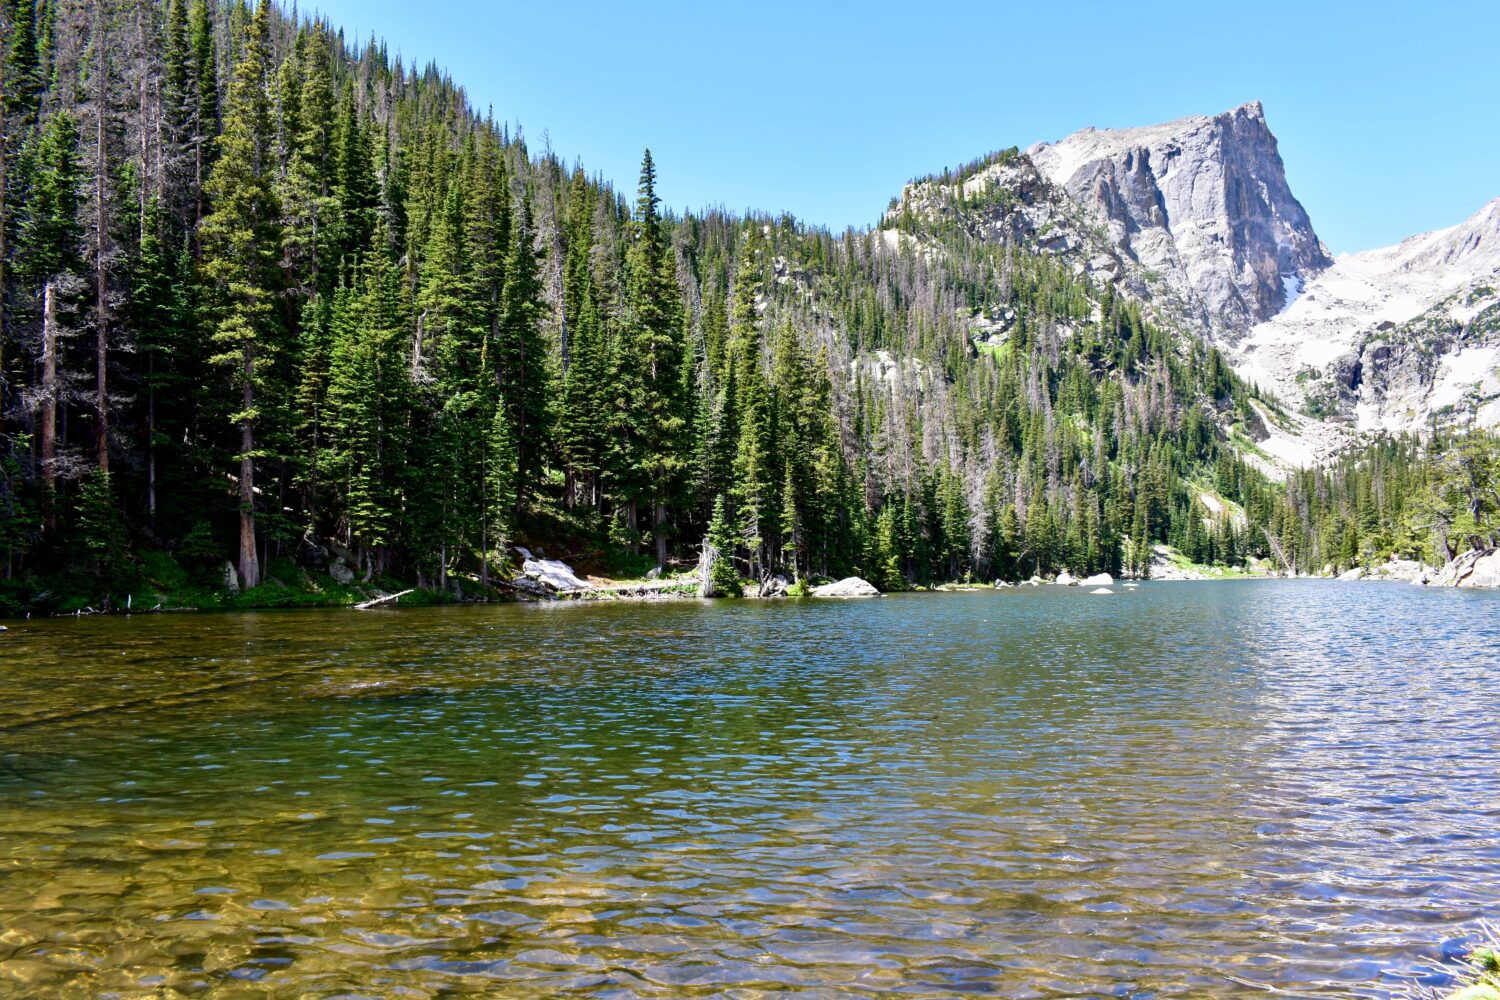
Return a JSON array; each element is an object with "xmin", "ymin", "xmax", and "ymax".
[{"xmin": 353, "ymin": 589, "xmax": 414, "ymax": 611}]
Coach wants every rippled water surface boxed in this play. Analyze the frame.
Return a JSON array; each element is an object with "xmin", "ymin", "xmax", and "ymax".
[{"xmin": 2, "ymin": 581, "xmax": 1498, "ymax": 997}]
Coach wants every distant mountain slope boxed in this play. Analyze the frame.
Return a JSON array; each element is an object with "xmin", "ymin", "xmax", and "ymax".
[{"xmin": 1229, "ymin": 198, "xmax": 1500, "ymax": 432}]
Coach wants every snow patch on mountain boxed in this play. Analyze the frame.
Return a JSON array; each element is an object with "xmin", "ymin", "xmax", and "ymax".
[{"xmin": 1230, "ymin": 197, "xmax": 1500, "ymax": 437}]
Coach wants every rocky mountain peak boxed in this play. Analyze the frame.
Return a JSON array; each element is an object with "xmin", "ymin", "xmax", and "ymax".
[{"xmin": 1027, "ymin": 102, "xmax": 1330, "ymax": 338}]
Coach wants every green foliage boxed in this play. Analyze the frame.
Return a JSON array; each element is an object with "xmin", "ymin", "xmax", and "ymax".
[
  {"xmin": 0, "ymin": 0, "xmax": 1486, "ymax": 618},
  {"xmin": 73, "ymin": 471, "xmax": 128, "ymax": 576},
  {"xmin": 705, "ymin": 495, "xmax": 742, "ymax": 597}
]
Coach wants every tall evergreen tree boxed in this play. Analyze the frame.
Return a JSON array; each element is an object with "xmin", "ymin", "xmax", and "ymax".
[{"xmin": 198, "ymin": 0, "xmax": 283, "ymax": 590}]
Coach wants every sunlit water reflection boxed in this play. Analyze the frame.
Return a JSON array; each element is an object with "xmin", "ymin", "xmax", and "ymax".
[{"xmin": 1, "ymin": 581, "xmax": 1497, "ymax": 997}]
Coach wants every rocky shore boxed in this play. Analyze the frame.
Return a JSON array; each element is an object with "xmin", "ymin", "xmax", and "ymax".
[{"xmin": 498, "ymin": 543, "xmax": 1500, "ymax": 604}]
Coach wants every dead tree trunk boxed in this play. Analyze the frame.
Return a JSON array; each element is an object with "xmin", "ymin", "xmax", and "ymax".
[{"xmin": 40, "ymin": 281, "xmax": 60, "ymax": 530}]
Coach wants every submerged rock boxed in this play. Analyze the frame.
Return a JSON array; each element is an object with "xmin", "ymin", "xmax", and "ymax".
[
  {"xmin": 1089, "ymin": 587, "xmax": 1114, "ymax": 595},
  {"xmin": 810, "ymin": 577, "xmax": 880, "ymax": 598}
]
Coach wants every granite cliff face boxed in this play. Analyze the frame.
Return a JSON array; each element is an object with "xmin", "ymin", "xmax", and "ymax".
[{"xmin": 1027, "ymin": 102, "xmax": 1330, "ymax": 339}]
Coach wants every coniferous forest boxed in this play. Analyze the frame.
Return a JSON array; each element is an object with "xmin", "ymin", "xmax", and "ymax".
[{"xmin": 0, "ymin": 0, "xmax": 1495, "ymax": 613}]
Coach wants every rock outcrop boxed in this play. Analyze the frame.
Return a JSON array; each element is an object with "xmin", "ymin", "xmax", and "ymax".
[
  {"xmin": 1364, "ymin": 559, "xmax": 1428, "ymax": 583},
  {"xmin": 1148, "ymin": 545, "xmax": 1208, "ymax": 581},
  {"xmin": 1430, "ymin": 548, "xmax": 1500, "ymax": 589},
  {"xmin": 810, "ymin": 577, "xmax": 880, "ymax": 598},
  {"xmin": 1230, "ymin": 198, "xmax": 1500, "ymax": 440},
  {"xmin": 1028, "ymin": 101, "xmax": 1329, "ymax": 337},
  {"xmin": 522, "ymin": 557, "xmax": 589, "ymax": 593}
]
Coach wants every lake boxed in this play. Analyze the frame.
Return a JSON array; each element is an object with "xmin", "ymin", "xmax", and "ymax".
[{"xmin": 1, "ymin": 581, "xmax": 1497, "ymax": 997}]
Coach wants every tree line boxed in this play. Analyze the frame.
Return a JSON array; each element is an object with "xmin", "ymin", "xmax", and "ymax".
[{"xmin": 0, "ymin": 0, "xmax": 1493, "ymax": 613}]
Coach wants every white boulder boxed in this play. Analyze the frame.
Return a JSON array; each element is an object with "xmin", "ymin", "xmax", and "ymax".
[
  {"xmin": 810, "ymin": 577, "xmax": 880, "ymax": 598},
  {"xmin": 1055, "ymin": 571, "xmax": 1079, "ymax": 586},
  {"xmin": 1080, "ymin": 573, "xmax": 1113, "ymax": 587},
  {"xmin": 523, "ymin": 558, "xmax": 590, "ymax": 593},
  {"xmin": 1337, "ymin": 566, "xmax": 1366, "ymax": 581},
  {"xmin": 1089, "ymin": 587, "xmax": 1113, "ymax": 595}
]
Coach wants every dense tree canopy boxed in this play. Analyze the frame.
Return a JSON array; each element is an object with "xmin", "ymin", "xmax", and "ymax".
[{"xmin": 0, "ymin": 0, "xmax": 1493, "ymax": 611}]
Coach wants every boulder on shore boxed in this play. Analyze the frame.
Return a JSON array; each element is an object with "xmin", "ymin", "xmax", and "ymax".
[
  {"xmin": 329, "ymin": 560, "xmax": 356, "ymax": 586},
  {"xmin": 1055, "ymin": 571, "xmax": 1078, "ymax": 586},
  {"xmin": 509, "ymin": 576, "xmax": 552, "ymax": 598},
  {"xmin": 1337, "ymin": 566, "xmax": 1366, "ymax": 581},
  {"xmin": 1365, "ymin": 558, "xmax": 1426, "ymax": 582},
  {"xmin": 1432, "ymin": 548, "xmax": 1500, "ymax": 589},
  {"xmin": 224, "ymin": 561, "xmax": 242, "ymax": 595},
  {"xmin": 522, "ymin": 557, "xmax": 589, "ymax": 593},
  {"xmin": 811, "ymin": 577, "xmax": 880, "ymax": 598},
  {"xmin": 1080, "ymin": 573, "xmax": 1113, "ymax": 587}
]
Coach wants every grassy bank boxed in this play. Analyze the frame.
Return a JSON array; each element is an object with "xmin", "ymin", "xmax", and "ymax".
[{"xmin": 0, "ymin": 550, "xmax": 455, "ymax": 618}]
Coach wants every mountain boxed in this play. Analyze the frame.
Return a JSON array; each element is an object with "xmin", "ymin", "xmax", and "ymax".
[
  {"xmin": 1229, "ymin": 198, "xmax": 1500, "ymax": 433},
  {"xmin": 1027, "ymin": 101, "xmax": 1330, "ymax": 339},
  {"xmin": 1006, "ymin": 103, "xmax": 1499, "ymax": 454}
]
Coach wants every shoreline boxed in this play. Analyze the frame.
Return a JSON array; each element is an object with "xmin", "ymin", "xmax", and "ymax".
[{"xmin": 7, "ymin": 567, "xmax": 1489, "ymax": 623}]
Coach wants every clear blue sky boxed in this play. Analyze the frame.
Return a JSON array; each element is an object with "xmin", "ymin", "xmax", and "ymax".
[{"xmin": 306, "ymin": 0, "xmax": 1498, "ymax": 255}]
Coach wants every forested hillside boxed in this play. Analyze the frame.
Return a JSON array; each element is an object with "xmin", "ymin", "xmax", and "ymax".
[{"xmin": 0, "ymin": 0, "xmax": 1493, "ymax": 612}]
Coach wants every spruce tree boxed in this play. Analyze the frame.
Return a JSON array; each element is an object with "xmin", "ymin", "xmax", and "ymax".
[
  {"xmin": 198, "ymin": 0, "xmax": 283, "ymax": 590},
  {"xmin": 496, "ymin": 192, "xmax": 550, "ymax": 506}
]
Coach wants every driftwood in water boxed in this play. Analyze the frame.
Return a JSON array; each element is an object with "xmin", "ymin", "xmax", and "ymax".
[{"xmin": 353, "ymin": 589, "xmax": 414, "ymax": 611}]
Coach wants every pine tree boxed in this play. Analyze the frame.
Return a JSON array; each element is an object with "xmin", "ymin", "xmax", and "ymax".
[
  {"xmin": 198, "ymin": 0, "xmax": 283, "ymax": 590},
  {"xmin": 619, "ymin": 150, "xmax": 691, "ymax": 566},
  {"xmin": 325, "ymin": 238, "xmax": 410, "ymax": 576},
  {"xmin": 495, "ymin": 192, "xmax": 551, "ymax": 505},
  {"xmin": 484, "ymin": 394, "xmax": 518, "ymax": 569},
  {"xmin": 704, "ymin": 494, "xmax": 741, "ymax": 597}
]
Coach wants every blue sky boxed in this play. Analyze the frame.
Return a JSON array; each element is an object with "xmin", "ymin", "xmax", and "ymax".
[{"xmin": 306, "ymin": 0, "xmax": 1498, "ymax": 255}]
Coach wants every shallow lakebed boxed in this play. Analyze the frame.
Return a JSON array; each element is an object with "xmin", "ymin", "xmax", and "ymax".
[{"xmin": 1, "ymin": 581, "xmax": 1498, "ymax": 997}]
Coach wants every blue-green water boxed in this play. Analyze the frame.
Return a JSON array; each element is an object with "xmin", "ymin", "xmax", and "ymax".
[{"xmin": 1, "ymin": 581, "xmax": 1497, "ymax": 997}]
